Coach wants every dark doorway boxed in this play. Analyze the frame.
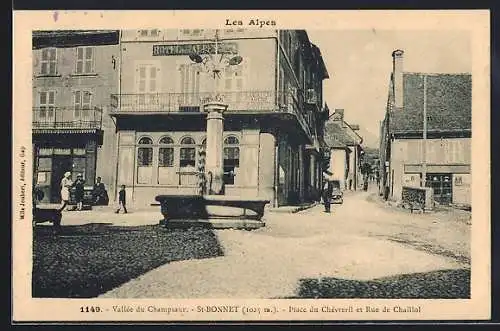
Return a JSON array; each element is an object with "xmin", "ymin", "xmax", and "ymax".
[
  {"xmin": 50, "ymin": 156, "xmax": 73, "ymax": 203},
  {"xmin": 426, "ymin": 173, "xmax": 453, "ymax": 205}
]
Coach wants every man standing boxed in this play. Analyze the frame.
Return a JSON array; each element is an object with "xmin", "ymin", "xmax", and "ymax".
[
  {"xmin": 322, "ymin": 171, "xmax": 334, "ymax": 213},
  {"xmin": 115, "ymin": 184, "xmax": 128, "ymax": 214}
]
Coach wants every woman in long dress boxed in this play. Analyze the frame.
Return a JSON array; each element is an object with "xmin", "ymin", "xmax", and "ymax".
[{"xmin": 60, "ymin": 171, "xmax": 73, "ymax": 211}]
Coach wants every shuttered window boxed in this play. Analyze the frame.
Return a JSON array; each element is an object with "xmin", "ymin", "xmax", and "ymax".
[
  {"xmin": 76, "ymin": 47, "xmax": 94, "ymax": 74},
  {"xmin": 40, "ymin": 48, "xmax": 57, "ymax": 75}
]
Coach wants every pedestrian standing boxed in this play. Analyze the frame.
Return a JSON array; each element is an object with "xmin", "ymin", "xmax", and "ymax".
[
  {"xmin": 322, "ymin": 180, "xmax": 333, "ymax": 213},
  {"xmin": 363, "ymin": 175, "xmax": 369, "ymax": 191},
  {"xmin": 60, "ymin": 172, "xmax": 73, "ymax": 211},
  {"xmin": 115, "ymin": 184, "xmax": 128, "ymax": 214},
  {"xmin": 74, "ymin": 174, "xmax": 85, "ymax": 211},
  {"xmin": 92, "ymin": 176, "xmax": 108, "ymax": 205}
]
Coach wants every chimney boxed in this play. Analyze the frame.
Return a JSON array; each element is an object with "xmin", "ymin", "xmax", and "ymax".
[
  {"xmin": 392, "ymin": 49, "xmax": 404, "ymax": 109},
  {"xmin": 334, "ymin": 109, "xmax": 344, "ymax": 122}
]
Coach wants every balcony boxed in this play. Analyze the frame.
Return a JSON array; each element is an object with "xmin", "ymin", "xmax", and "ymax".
[
  {"xmin": 32, "ymin": 107, "xmax": 103, "ymax": 131},
  {"xmin": 111, "ymin": 91, "xmax": 283, "ymax": 113},
  {"xmin": 110, "ymin": 90, "xmax": 312, "ymax": 138}
]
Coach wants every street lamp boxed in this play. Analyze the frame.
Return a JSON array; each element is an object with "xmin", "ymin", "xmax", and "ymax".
[{"xmin": 188, "ymin": 29, "xmax": 243, "ymax": 195}]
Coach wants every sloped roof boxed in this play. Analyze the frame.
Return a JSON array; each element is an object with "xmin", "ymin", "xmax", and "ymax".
[
  {"xmin": 324, "ymin": 121, "xmax": 358, "ymax": 148},
  {"xmin": 390, "ymin": 73, "xmax": 471, "ymax": 134}
]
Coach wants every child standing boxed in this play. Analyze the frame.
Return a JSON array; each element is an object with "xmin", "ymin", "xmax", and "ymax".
[
  {"xmin": 115, "ymin": 184, "xmax": 128, "ymax": 214},
  {"xmin": 74, "ymin": 174, "xmax": 85, "ymax": 211}
]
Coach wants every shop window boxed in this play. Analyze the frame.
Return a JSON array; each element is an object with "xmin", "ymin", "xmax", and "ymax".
[
  {"xmin": 73, "ymin": 148, "xmax": 86, "ymax": 156},
  {"xmin": 72, "ymin": 157, "xmax": 87, "ymax": 181},
  {"xmin": 36, "ymin": 171, "xmax": 51, "ymax": 185},
  {"xmin": 158, "ymin": 136, "xmax": 175, "ymax": 185},
  {"xmin": 223, "ymin": 136, "xmax": 240, "ymax": 185},
  {"xmin": 75, "ymin": 47, "xmax": 94, "ymax": 74},
  {"xmin": 53, "ymin": 148, "xmax": 71, "ymax": 155},
  {"xmin": 37, "ymin": 157, "xmax": 52, "ymax": 171},
  {"xmin": 40, "ymin": 48, "xmax": 57, "ymax": 75},
  {"xmin": 137, "ymin": 137, "xmax": 153, "ymax": 184},
  {"xmin": 38, "ymin": 148, "xmax": 53, "ymax": 156},
  {"xmin": 180, "ymin": 137, "xmax": 196, "ymax": 168}
]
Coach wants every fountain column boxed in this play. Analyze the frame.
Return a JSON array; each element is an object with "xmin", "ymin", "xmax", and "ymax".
[{"xmin": 203, "ymin": 102, "xmax": 227, "ymax": 195}]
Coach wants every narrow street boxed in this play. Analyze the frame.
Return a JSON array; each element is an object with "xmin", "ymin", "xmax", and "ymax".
[{"xmin": 100, "ymin": 185, "xmax": 470, "ymax": 299}]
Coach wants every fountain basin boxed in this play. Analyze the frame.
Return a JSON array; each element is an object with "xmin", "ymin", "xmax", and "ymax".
[{"xmin": 155, "ymin": 194, "xmax": 270, "ymax": 230}]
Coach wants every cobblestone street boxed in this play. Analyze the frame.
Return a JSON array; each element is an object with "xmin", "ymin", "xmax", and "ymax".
[{"xmin": 100, "ymin": 185, "xmax": 471, "ymax": 299}]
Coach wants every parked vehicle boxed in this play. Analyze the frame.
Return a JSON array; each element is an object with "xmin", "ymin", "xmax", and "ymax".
[{"xmin": 330, "ymin": 180, "xmax": 343, "ymax": 204}]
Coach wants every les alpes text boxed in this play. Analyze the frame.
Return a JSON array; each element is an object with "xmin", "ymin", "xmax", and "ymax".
[{"xmin": 225, "ymin": 19, "xmax": 277, "ymax": 28}]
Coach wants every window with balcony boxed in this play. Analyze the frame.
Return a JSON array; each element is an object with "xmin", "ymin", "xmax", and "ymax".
[
  {"xmin": 223, "ymin": 136, "xmax": 240, "ymax": 185},
  {"xmin": 137, "ymin": 137, "xmax": 153, "ymax": 184},
  {"xmin": 74, "ymin": 90, "xmax": 92, "ymax": 122},
  {"xmin": 158, "ymin": 136, "xmax": 176, "ymax": 185},
  {"xmin": 75, "ymin": 47, "xmax": 95, "ymax": 74},
  {"xmin": 135, "ymin": 63, "xmax": 161, "ymax": 109},
  {"xmin": 37, "ymin": 91, "xmax": 56, "ymax": 125},
  {"xmin": 177, "ymin": 63, "xmax": 201, "ymax": 111},
  {"xmin": 40, "ymin": 48, "xmax": 57, "ymax": 75},
  {"xmin": 221, "ymin": 61, "xmax": 247, "ymax": 106}
]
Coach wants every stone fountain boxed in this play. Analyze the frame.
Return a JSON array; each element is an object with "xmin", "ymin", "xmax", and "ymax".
[{"xmin": 156, "ymin": 30, "xmax": 269, "ymax": 229}]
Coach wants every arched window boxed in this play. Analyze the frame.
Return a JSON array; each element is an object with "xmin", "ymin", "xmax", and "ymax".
[
  {"xmin": 137, "ymin": 137, "xmax": 153, "ymax": 184},
  {"xmin": 138, "ymin": 137, "xmax": 152, "ymax": 144},
  {"xmin": 180, "ymin": 136, "xmax": 196, "ymax": 168},
  {"xmin": 158, "ymin": 136, "xmax": 174, "ymax": 167},
  {"xmin": 223, "ymin": 136, "xmax": 240, "ymax": 185},
  {"xmin": 158, "ymin": 136, "xmax": 175, "ymax": 184}
]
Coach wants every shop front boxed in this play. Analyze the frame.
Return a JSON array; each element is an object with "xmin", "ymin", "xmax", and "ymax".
[{"xmin": 33, "ymin": 132, "xmax": 102, "ymax": 203}]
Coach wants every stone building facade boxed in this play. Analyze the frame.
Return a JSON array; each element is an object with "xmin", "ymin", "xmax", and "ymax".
[
  {"xmin": 32, "ymin": 30, "xmax": 120, "ymax": 203},
  {"xmin": 111, "ymin": 29, "xmax": 330, "ymax": 207},
  {"xmin": 379, "ymin": 50, "xmax": 472, "ymax": 207}
]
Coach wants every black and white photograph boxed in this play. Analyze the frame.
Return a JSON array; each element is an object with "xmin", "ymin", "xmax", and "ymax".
[{"xmin": 12, "ymin": 10, "xmax": 491, "ymax": 322}]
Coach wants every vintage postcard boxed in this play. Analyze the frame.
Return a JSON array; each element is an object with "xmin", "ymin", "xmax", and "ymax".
[{"xmin": 12, "ymin": 10, "xmax": 491, "ymax": 322}]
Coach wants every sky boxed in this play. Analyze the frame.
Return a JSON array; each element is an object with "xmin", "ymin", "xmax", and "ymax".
[{"xmin": 306, "ymin": 30, "xmax": 471, "ymax": 148}]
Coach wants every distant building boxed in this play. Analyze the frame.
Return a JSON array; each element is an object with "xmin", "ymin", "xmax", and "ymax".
[
  {"xmin": 110, "ymin": 29, "xmax": 330, "ymax": 206},
  {"xmin": 32, "ymin": 30, "xmax": 120, "ymax": 203},
  {"xmin": 324, "ymin": 109, "xmax": 364, "ymax": 190},
  {"xmin": 379, "ymin": 50, "xmax": 471, "ymax": 207}
]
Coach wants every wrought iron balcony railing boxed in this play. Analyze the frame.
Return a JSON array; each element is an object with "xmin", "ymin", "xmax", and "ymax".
[
  {"xmin": 32, "ymin": 106, "xmax": 103, "ymax": 130},
  {"xmin": 110, "ymin": 91, "xmax": 283, "ymax": 113},
  {"xmin": 110, "ymin": 90, "xmax": 312, "ymax": 137}
]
